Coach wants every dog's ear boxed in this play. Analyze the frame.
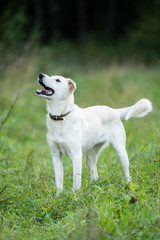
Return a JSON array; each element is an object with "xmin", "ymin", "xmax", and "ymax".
[{"xmin": 68, "ymin": 79, "xmax": 76, "ymax": 92}]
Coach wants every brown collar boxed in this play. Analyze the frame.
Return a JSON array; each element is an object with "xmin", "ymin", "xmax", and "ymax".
[{"xmin": 49, "ymin": 111, "xmax": 71, "ymax": 121}]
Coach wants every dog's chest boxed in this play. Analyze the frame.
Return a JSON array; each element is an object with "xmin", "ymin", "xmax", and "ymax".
[
  {"xmin": 48, "ymin": 122, "xmax": 67, "ymax": 140},
  {"xmin": 47, "ymin": 119, "xmax": 76, "ymax": 155}
]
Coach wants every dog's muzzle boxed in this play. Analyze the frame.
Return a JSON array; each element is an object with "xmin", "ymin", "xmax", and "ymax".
[{"xmin": 36, "ymin": 73, "xmax": 55, "ymax": 96}]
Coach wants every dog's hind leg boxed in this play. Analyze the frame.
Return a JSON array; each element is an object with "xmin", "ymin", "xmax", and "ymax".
[
  {"xmin": 112, "ymin": 143, "xmax": 131, "ymax": 182},
  {"xmin": 110, "ymin": 122, "xmax": 131, "ymax": 182},
  {"xmin": 86, "ymin": 143, "xmax": 104, "ymax": 182}
]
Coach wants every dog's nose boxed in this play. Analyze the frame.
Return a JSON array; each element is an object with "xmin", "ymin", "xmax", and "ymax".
[{"xmin": 39, "ymin": 73, "xmax": 44, "ymax": 80}]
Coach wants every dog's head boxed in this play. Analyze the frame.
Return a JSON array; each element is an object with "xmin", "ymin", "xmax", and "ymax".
[{"xmin": 36, "ymin": 73, "xmax": 76, "ymax": 100}]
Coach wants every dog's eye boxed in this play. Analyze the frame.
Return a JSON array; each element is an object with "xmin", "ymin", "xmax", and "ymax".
[{"xmin": 56, "ymin": 79, "xmax": 61, "ymax": 83}]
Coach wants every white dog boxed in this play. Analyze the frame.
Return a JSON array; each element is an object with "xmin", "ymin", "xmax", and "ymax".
[{"xmin": 36, "ymin": 73, "xmax": 152, "ymax": 196}]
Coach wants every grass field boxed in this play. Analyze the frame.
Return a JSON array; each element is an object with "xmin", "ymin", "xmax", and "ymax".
[{"xmin": 0, "ymin": 47, "xmax": 160, "ymax": 239}]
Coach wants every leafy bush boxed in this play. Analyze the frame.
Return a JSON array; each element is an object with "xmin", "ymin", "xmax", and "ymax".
[
  {"xmin": 0, "ymin": 10, "xmax": 28, "ymax": 47},
  {"xmin": 128, "ymin": 0, "xmax": 160, "ymax": 58}
]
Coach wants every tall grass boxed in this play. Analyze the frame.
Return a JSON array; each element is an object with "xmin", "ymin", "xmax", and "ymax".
[{"xmin": 0, "ymin": 46, "xmax": 160, "ymax": 239}]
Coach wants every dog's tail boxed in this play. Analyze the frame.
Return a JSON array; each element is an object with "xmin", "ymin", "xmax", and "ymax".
[{"xmin": 116, "ymin": 98, "xmax": 152, "ymax": 121}]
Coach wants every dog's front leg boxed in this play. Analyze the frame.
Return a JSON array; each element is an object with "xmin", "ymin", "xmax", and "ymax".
[
  {"xmin": 70, "ymin": 151, "xmax": 82, "ymax": 192},
  {"xmin": 47, "ymin": 140, "xmax": 63, "ymax": 196},
  {"xmin": 52, "ymin": 153, "xmax": 63, "ymax": 196}
]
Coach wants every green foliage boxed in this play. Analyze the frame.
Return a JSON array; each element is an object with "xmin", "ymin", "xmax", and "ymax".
[
  {"xmin": 1, "ymin": 0, "xmax": 160, "ymax": 59},
  {"xmin": 0, "ymin": 48, "xmax": 160, "ymax": 239},
  {"xmin": 127, "ymin": 0, "xmax": 160, "ymax": 59},
  {"xmin": 0, "ymin": 10, "xmax": 28, "ymax": 47}
]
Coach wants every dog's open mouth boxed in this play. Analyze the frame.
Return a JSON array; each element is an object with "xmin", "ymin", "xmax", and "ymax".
[{"xmin": 36, "ymin": 81, "xmax": 54, "ymax": 96}]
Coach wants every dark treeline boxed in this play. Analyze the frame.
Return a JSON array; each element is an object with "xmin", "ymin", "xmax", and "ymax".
[
  {"xmin": 0, "ymin": 0, "xmax": 160, "ymax": 56},
  {"xmin": 0, "ymin": 0, "xmax": 141, "ymax": 41}
]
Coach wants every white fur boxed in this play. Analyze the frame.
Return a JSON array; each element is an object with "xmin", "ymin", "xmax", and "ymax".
[{"xmin": 36, "ymin": 74, "xmax": 152, "ymax": 196}]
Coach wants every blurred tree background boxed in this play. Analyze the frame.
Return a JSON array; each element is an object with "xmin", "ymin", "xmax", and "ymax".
[
  {"xmin": 0, "ymin": 0, "xmax": 160, "ymax": 60},
  {"xmin": 0, "ymin": 3, "xmax": 160, "ymax": 239}
]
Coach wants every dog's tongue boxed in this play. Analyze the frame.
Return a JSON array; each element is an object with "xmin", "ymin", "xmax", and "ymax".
[
  {"xmin": 36, "ymin": 89, "xmax": 53, "ymax": 95},
  {"xmin": 41, "ymin": 89, "xmax": 49, "ymax": 93}
]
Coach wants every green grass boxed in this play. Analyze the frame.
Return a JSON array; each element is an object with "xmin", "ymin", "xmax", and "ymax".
[{"xmin": 0, "ymin": 47, "xmax": 160, "ymax": 239}]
